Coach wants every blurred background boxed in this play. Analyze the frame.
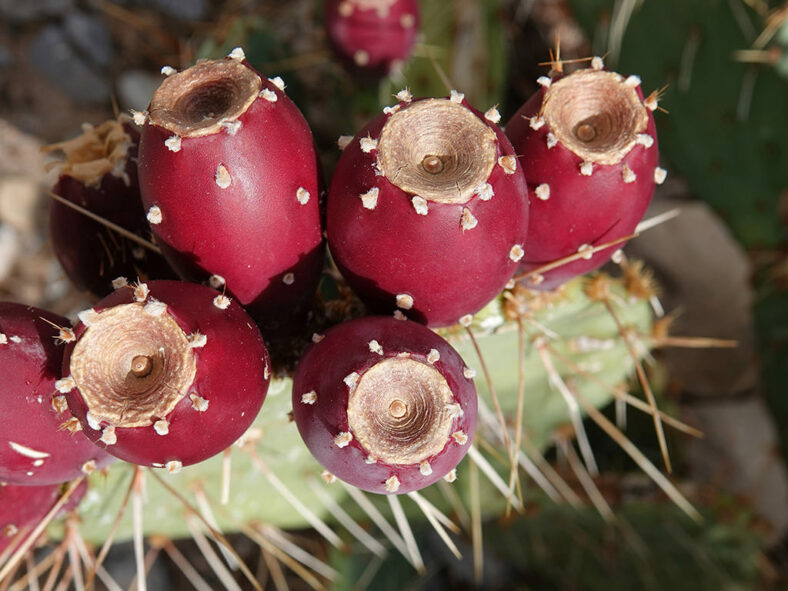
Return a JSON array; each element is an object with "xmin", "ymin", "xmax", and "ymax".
[{"xmin": 0, "ymin": 0, "xmax": 787, "ymax": 588}]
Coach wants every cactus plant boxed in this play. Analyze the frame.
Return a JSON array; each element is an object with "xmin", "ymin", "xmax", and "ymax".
[
  {"xmin": 0, "ymin": 22, "xmax": 717, "ymax": 587},
  {"xmin": 58, "ymin": 279, "xmax": 271, "ymax": 469},
  {"xmin": 327, "ymin": 93, "xmax": 529, "ymax": 327}
]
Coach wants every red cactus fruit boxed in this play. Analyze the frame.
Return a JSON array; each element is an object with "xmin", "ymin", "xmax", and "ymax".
[
  {"xmin": 58, "ymin": 279, "xmax": 270, "ymax": 470},
  {"xmin": 326, "ymin": 92, "xmax": 530, "ymax": 327},
  {"xmin": 136, "ymin": 49, "xmax": 324, "ymax": 334},
  {"xmin": 292, "ymin": 316, "xmax": 477, "ymax": 494},
  {"xmin": 0, "ymin": 481, "xmax": 87, "ymax": 553},
  {"xmin": 45, "ymin": 117, "xmax": 174, "ymax": 297},
  {"xmin": 0, "ymin": 303, "xmax": 113, "ymax": 486},
  {"xmin": 505, "ymin": 60, "xmax": 665, "ymax": 290},
  {"xmin": 324, "ymin": 0, "xmax": 420, "ymax": 77}
]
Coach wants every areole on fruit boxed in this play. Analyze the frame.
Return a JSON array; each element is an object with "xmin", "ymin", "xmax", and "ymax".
[
  {"xmin": 292, "ymin": 316, "xmax": 477, "ymax": 494},
  {"xmin": 327, "ymin": 93, "xmax": 529, "ymax": 327},
  {"xmin": 506, "ymin": 62, "xmax": 662, "ymax": 290},
  {"xmin": 60, "ymin": 280, "xmax": 271, "ymax": 469}
]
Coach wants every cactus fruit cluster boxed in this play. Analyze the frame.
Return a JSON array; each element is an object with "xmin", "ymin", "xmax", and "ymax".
[{"xmin": 1, "ymin": 39, "xmax": 683, "ymax": 588}]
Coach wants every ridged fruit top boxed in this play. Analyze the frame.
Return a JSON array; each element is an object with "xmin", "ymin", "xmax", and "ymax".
[
  {"xmin": 505, "ymin": 64, "xmax": 661, "ymax": 290},
  {"xmin": 60, "ymin": 280, "xmax": 270, "ymax": 469},
  {"xmin": 0, "ymin": 303, "xmax": 113, "ymax": 485},
  {"xmin": 325, "ymin": 0, "xmax": 419, "ymax": 76},
  {"xmin": 327, "ymin": 94, "xmax": 529, "ymax": 327},
  {"xmin": 292, "ymin": 316, "xmax": 477, "ymax": 494},
  {"xmin": 137, "ymin": 53, "xmax": 324, "ymax": 330}
]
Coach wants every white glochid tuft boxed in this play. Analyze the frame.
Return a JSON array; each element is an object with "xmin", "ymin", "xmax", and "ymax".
[
  {"xmin": 334, "ymin": 431, "xmax": 353, "ymax": 448},
  {"xmin": 213, "ymin": 294, "xmax": 231, "ymax": 310},
  {"xmin": 411, "ymin": 196, "xmax": 428, "ymax": 215},
  {"xmin": 384, "ymin": 475, "xmax": 401, "ymax": 492},
  {"xmin": 509, "ymin": 244, "xmax": 525, "ymax": 262},
  {"xmin": 146, "ymin": 206, "xmax": 163, "ymax": 224},
  {"xmin": 535, "ymin": 184, "xmax": 550, "ymax": 200},
  {"xmin": 215, "ymin": 164, "xmax": 232, "ymax": 189},
  {"xmin": 484, "ymin": 106, "xmax": 501, "ymax": 124},
  {"xmin": 228, "ymin": 47, "xmax": 246, "ymax": 61},
  {"xmin": 360, "ymin": 187, "xmax": 379, "ymax": 210},
  {"xmin": 395, "ymin": 294, "xmax": 414, "ymax": 310},
  {"xmin": 498, "ymin": 155, "xmax": 517, "ymax": 174},
  {"xmin": 461, "ymin": 208, "xmax": 478, "ymax": 230},
  {"xmin": 164, "ymin": 135, "xmax": 182, "ymax": 152},
  {"xmin": 360, "ymin": 136, "xmax": 378, "ymax": 153}
]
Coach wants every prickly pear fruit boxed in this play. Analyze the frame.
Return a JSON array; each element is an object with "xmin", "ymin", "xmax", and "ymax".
[
  {"xmin": 325, "ymin": 0, "xmax": 420, "ymax": 77},
  {"xmin": 0, "ymin": 480, "xmax": 87, "ymax": 555},
  {"xmin": 59, "ymin": 279, "xmax": 270, "ymax": 470},
  {"xmin": 292, "ymin": 315, "xmax": 477, "ymax": 494},
  {"xmin": 327, "ymin": 93, "xmax": 529, "ymax": 327},
  {"xmin": 505, "ymin": 61, "xmax": 664, "ymax": 290},
  {"xmin": 137, "ymin": 50, "xmax": 324, "ymax": 334},
  {"xmin": 0, "ymin": 303, "xmax": 112, "ymax": 486},
  {"xmin": 45, "ymin": 117, "xmax": 174, "ymax": 297}
]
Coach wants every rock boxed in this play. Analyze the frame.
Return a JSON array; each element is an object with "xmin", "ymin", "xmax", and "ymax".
[
  {"xmin": 29, "ymin": 25, "xmax": 111, "ymax": 106},
  {"xmin": 683, "ymin": 398, "xmax": 788, "ymax": 543},
  {"xmin": 0, "ymin": 0, "xmax": 74, "ymax": 23},
  {"xmin": 627, "ymin": 179, "xmax": 759, "ymax": 396},
  {"xmin": 0, "ymin": 176, "xmax": 40, "ymax": 234},
  {"xmin": 63, "ymin": 11, "xmax": 114, "ymax": 67},
  {"xmin": 117, "ymin": 69, "xmax": 161, "ymax": 112},
  {"xmin": 0, "ymin": 223, "xmax": 20, "ymax": 283},
  {"xmin": 142, "ymin": 0, "xmax": 208, "ymax": 21},
  {"xmin": 0, "ymin": 44, "xmax": 11, "ymax": 68}
]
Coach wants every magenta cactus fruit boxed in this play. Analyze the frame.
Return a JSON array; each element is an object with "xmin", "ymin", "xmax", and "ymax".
[
  {"xmin": 326, "ymin": 93, "xmax": 530, "ymax": 327},
  {"xmin": 505, "ymin": 61, "xmax": 664, "ymax": 290},
  {"xmin": 324, "ymin": 0, "xmax": 420, "ymax": 77},
  {"xmin": 58, "ymin": 279, "xmax": 270, "ymax": 469},
  {"xmin": 0, "ymin": 303, "xmax": 112, "ymax": 486},
  {"xmin": 46, "ymin": 117, "xmax": 174, "ymax": 297},
  {"xmin": 292, "ymin": 316, "xmax": 477, "ymax": 494},
  {"xmin": 137, "ymin": 50, "xmax": 324, "ymax": 333},
  {"xmin": 0, "ymin": 481, "xmax": 87, "ymax": 553}
]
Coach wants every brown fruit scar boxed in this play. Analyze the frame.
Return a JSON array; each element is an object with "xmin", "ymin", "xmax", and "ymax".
[
  {"xmin": 347, "ymin": 357, "xmax": 455, "ymax": 465},
  {"xmin": 69, "ymin": 302, "xmax": 197, "ymax": 428},
  {"xmin": 148, "ymin": 59, "xmax": 262, "ymax": 138},
  {"xmin": 42, "ymin": 118, "xmax": 134, "ymax": 188},
  {"xmin": 542, "ymin": 69, "xmax": 648, "ymax": 165},
  {"xmin": 376, "ymin": 99, "xmax": 497, "ymax": 204}
]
